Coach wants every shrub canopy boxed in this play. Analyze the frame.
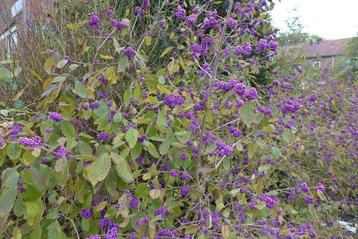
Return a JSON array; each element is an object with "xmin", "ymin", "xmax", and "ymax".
[{"xmin": 0, "ymin": 1, "xmax": 357, "ymax": 239}]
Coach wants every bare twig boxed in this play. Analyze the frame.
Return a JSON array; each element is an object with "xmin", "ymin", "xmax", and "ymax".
[
  {"xmin": 92, "ymin": 29, "xmax": 117, "ymax": 65},
  {"xmin": 65, "ymin": 217, "xmax": 80, "ymax": 239},
  {"xmin": 196, "ymin": 0, "xmax": 235, "ymax": 182}
]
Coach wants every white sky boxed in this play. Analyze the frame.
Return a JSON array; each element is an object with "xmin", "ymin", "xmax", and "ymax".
[{"xmin": 270, "ymin": 0, "xmax": 358, "ymax": 40}]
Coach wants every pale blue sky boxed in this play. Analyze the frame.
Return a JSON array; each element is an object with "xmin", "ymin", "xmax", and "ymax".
[{"xmin": 270, "ymin": 0, "xmax": 358, "ymax": 40}]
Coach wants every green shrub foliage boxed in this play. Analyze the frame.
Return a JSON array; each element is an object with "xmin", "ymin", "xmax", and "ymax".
[{"xmin": 0, "ymin": 0, "xmax": 357, "ymax": 238}]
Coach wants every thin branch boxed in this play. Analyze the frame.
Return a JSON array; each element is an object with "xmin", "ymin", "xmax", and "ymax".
[
  {"xmin": 65, "ymin": 217, "xmax": 80, "ymax": 239},
  {"xmin": 212, "ymin": 118, "xmax": 240, "ymax": 132},
  {"xmin": 92, "ymin": 29, "xmax": 117, "ymax": 65},
  {"xmin": 196, "ymin": 0, "xmax": 235, "ymax": 182}
]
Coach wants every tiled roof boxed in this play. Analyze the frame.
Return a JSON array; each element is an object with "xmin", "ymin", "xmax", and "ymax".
[{"xmin": 297, "ymin": 38, "xmax": 352, "ymax": 59}]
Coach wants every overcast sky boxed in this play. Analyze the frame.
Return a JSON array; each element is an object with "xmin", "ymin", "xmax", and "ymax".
[{"xmin": 270, "ymin": 0, "xmax": 358, "ymax": 40}]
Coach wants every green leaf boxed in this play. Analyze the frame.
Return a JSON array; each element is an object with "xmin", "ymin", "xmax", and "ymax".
[
  {"xmin": 2, "ymin": 167, "xmax": 19, "ymax": 189},
  {"xmin": 73, "ymin": 81, "xmax": 94, "ymax": 99},
  {"xmin": 74, "ymin": 178, "xmax": 89, "ymax": 203},
  {"xmin": 159, "ymin": 141, "xmax": 170, "ymax": 155},
  {"xmin": 23, "ymin": 183, "xmax": 42, "ymax": 202},
  {"xmin": 158, "ymin": 75, "xmax": 165, "ymax": 85},
  {"xmin": 111, "ymin": 152, "xmax": 134, "ymax": 183},
  {"xmin": 30, "ymin": 224, "xmax": 42, "ymax": 238},
  {"xmin": 240, "ymin": 102, "xmax": 256, "ymax": 128},
  {"xmin": 113, "ymin": 111, "xmax": 122, "ymax": 123},
  {"xmin": 0, "ymin": 188, "xmax": 17, "ymax": 215},
  {"xmin": 24, "ymin": 199, "xmax": 44, "ymax": 226},
  {"xmin": 308, "ymin": 204, "xmax": 318, "ymax": 223},
  {"xmin": 282, "ymin": 129, "xmax": 293, "ymax": 143},
  {"xmin": 67, "ymin": 138, "xmax": 78, "ymax": 150},
  {"xmin": 6, "ymin": 143, "xmax": 22, "ymax": 160},
  {"xmin": 125, "ymin": 128, "xmax": 138, "ymax": 148},
  {"xmin": 130, "ymin": 144, "xmax": 142, "ymax": 160},
  {"xmin": 272, "ymin": 147, "xmax": 282, "ymax": 160},
  {"xmin": 47, "ymin": 221, "xmax": 66, "ymax": 239},
  {"xmin": 78, "ymin": 141, "xmax": 92, "ymax": 155},
  {"xmin": 0, "ymin": 65, "xmax": 11, "ymax": 82},
  {"xmin": 60, "ymin": 121, "xmax": 76, "ymax": 138},
  {"xmin": 74, "ymin": 80, "xmax": 86, "ymax": 98},
  {"xmin": 118, "ymin": 56, "xmax": 129, "ymax": 72},
  {"xmin": 54, "ymin": 158, "xmax": 68, "ymax": 173},
  {"xmin": 95, "ymin": 114, "xmax": 109, "ymax": 131},
  {"xmin": 105, "ymin": 170, "xmax": 119, "ymax": 197},
  {"xmin": 13, "ymin": 196, "xmax": 25, "ymax": 217},
  {"xmin": 84, "ymin": 153, "xmax": 111, "ymax": 186},
  {"xmin": 157, "ymin": 109, "xmax": 167, "ymax": 128},
  {"xmin": 176, "ymin": 131, "xmax": 190, "ymax": 144},
  {"xmin": 135, "ymin": 183, "xmax": 150, "ymax": 198},
  {"xmin": 123, "ymin": 89, "xmax": 132, "ymax": 107},
  {"xmin": 248, "ymin": 143, "xmax": 259, "ymax": 159},
  {"xmin": 144, "ymin": 140, "xmax": 159, "ymax": 158}
]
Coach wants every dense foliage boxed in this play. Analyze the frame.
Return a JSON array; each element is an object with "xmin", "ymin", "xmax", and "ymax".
[{"xmin": 0, "ymin": 1, "xmax": 357, "ymax": 239}]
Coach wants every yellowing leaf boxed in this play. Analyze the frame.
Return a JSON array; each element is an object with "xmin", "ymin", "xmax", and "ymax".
[
  {"xmin": 56, "ymin": 60, "xmax": 68, "ymax": 69},
  {"xmin": 145, "ymin": 35, "xmax": 152, "ymax": 46},
  {"xmin": 44, "ymin": 57, "xmax": 55, "ymax": 74},
  {"xmin": 66, "ymin": 21, "xmax": 87, "ymax": 30},
  {"xmin": 52, "ymin": 76, "xmax": 66, "ymax": 83},
  {"xmin": 100, "ymin": 54, "xmax": 114, "ymax": 60},
  {"xmin": 149, "ymin": 189, "xmax": 161, "ymax": 199},
  {"xmin": 167, "ymin": 60, "xmax": 180, "ymax": 75},
  {"xmin": 160, "ymin": 47, "xmax": 173, "ymax": 58},
  {"xmin": 157, "ymin": 84, "xmax": 171, "ymax": 94},
  {"xmin": 94, "ymin": 201, "xmax": 107, "ymax": 212}
]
